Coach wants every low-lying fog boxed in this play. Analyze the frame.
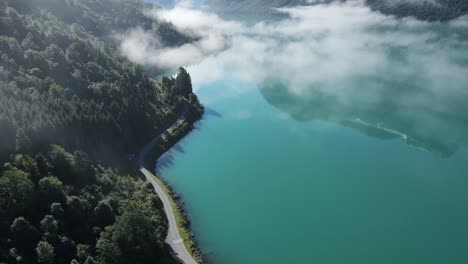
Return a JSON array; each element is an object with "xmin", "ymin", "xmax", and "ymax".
[{"xmin": 122, "ymin": 0, "xmax": 468, "ymax": 156}]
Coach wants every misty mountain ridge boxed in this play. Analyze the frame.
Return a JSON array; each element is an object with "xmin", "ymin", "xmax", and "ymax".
[{"xmin": 205, "ymin": 0, "xmax": 468, "ymax": 21}]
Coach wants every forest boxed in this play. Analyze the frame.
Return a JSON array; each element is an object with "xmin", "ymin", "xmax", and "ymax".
[
  {"xmin": 0, "ymin": 146, "xmax": 179, "ymax": 264},
  {"xmin": 0, "ymin": 0, "xmax": 203, "ymax": 167},
  {"xmin": 0, "ymin": 0, "xmax": 204, "ymax": 263}
]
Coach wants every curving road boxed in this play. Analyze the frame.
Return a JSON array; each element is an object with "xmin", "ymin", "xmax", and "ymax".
[
  {"xmin": 140, "ymin": 168, "xmax": 197, "ymax": 264},
  {"xmin": 138, "ymin": 102, "xmax": 198, "ymax": 264}
]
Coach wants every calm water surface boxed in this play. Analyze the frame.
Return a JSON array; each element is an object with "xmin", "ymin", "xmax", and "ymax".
[
  {"xmin": 156, "ymin": 6, "xmax": 468, "ymax": 263},
  {"xmin": 156, "ymin": 77, "xmax": 468, "ymax": 264}
]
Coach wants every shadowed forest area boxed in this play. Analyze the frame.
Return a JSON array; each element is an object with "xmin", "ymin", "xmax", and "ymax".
[
  {"xmin": 0, "ymin": 0, "xmax": 203, "ymax": 167},
  {"xmin": 0, "ymin": 0, "xmax": 203, "ymax": 263}
]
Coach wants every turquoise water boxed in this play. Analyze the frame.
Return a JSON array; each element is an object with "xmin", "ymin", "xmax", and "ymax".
[
  {"xmin": 155, "ymin": 6, "xmax": 468, "ymax": 263},
  {"xmin": 157, "ymin": 77, "xmax": 468, "ymax": 264}
]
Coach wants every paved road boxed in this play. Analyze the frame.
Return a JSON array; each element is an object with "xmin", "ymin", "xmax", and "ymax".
[
  {"xmin": 138, "ymin": 102, "xmax": 198, "ymax": 264},
  {"xmin": 140, "ymin": 168, "xmax": 197, "ymax": 264}
]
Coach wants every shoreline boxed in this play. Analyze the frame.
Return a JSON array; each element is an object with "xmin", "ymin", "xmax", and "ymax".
[
  {"xmin": 140, "ymin": 100, "xmax": 206, "ymax": 263},
  {"xmin": 146, "ymin": 169, "xmax": 206, "ymax": 263}
]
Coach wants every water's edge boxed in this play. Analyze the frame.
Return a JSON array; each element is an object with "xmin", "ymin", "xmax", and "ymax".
[{"xmin": 140, "ymin": 101, "xmax": 207, "ymax": 263}]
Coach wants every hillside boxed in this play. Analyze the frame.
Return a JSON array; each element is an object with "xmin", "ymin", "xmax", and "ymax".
[
  {"xmin": 0, "ymin": 0, "xmax": 203, "ymax": 167},
  {"xmin": 0, "ymin": 0, "xmax": 204, "ymax": 263},
  {"xmin": 0, "ymin": 146, "xmax": 180, "ymax": 264}
]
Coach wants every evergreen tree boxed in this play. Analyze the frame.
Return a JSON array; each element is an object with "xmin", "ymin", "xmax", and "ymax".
[
  {"xmin": 175, "ymin": 67, "xmax": 192, "ymax": 97},
  {"xmin": 96, "ymin": 207, "xmax": 168, "ymax": 264},
  {"xmin": 36, "ymin": 241, "xmax": 55, "ymax": 264},
  {"xmin": 0, "ymin": 169, "xmax": 34, "ymax": 217},
  {"xmin": 15, "ymin": 129, "xmax": 31, "ymax": 153},
  {"xmin": 11, "ymin": 217, "xmax": 40, "ymax": 257}
]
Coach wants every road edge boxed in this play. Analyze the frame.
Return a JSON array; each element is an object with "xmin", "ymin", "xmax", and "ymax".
[
  {"xmin": 146, "ymin": 169, "xmax": 200, "ymax": 262},
  {"xmin": 139, "ymin": 100, "xmax": 205, "ymax": 263}
]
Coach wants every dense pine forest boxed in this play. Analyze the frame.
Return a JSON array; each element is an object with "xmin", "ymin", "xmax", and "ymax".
[
  {"xmin": 0, "ymin": 0, "xmax": 203, "ymax": 166},
  {"xmin": 0, "ymin": 0, "xmax": 204, "ymax": 263}
]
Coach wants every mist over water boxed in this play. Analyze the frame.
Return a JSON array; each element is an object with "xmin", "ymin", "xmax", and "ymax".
[
  {"xmin": 164, "ymin": 1, "xmax": 468, "ymax": 156},
  {"xmin": 134, "ymin": 1, "xmax": 468, "ymax": 263}
]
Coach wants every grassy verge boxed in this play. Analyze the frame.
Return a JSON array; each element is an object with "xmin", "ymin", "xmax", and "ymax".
[{"xmin": 146, "ymin": 170, "xmax": 197, "ymax": 261}]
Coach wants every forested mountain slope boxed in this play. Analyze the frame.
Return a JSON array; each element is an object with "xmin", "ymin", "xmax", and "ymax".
[
  {"xmin": 206, "ymin": 0, "xmax": 468, "ymax": 21},
  {"xmin": 0, "ymin": 0, "xmax": 204, "ymax": 263},
  {"xmin": 0, "ymin": 0, "xmax": 203, "ymax": 166}
]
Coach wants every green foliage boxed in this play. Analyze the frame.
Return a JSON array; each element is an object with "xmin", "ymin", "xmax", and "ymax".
[
  {"xmin": 55, "ymin": 236, "xmax": 77, "ymax": 264},
  {"xmin": 36, "ymin": 241, "xmax": 55, "ymax": 264},
  {"xmin": 15, "ymin": 128, "xmax": 31, "ymax": 153},
  {"xmin": 48, "ymin": 83, "xmax": 64, "ymax": 97},
  {"xmin": 0, "ymin": 0, "xmax": 203, "ymax": 167},
  {"xmin": 35, "ymin": 153, "xmax": 52, "ymax": 178},
  {"xmin": 73, "ymin": 150, "xmax": 96, "ymax": 186},
  {"xmin": 41, "ymin": 214, "xmax": 61, "ymax": 246},
  {"xmin": 0, "ymin": 0, "xmax": 204, "ymax": 262},
  {"xmin": 84, "ymin": 256, "xmax": 99, "ymax": 264},
  {"xmin": 76, "ymin": 244, "xmax": 90, "ymax": 263},
  {"xmin": 48, "ymin": 145, "xmax": 76, "ymax": 184},
  {"xmin": 65, "ymin": 196, "xmax": 87, "ymax": 231},
  {"xmin": 96, "ymin": 207, "xmax": 169, "ymax": 264},
  {"xmin": 0, "ymin": 146, "xmax": 177, "ymax": 263},
  {"xmin": 0, "ymin": 169, "xmax": 34, "ymax": 217},
  {"xmin": 46, "ymin": 145, "xmax": 97, "ymax": 186},
  {"xmin": 11, "ymin": 154, "xmax": 40, "ymax": 182},
  {"xmin": 94, "ymin": 201, "xmax": 115, "ymax": 228},
  {"xmin": 10, "ymin": 217, "xmax": 40, "ymax": 259},
  {"xmin": 50, "ymin": 203, "xmax": 64, "ymax": 219},
  {"xmin": 38, "ymin": 176, "xmax": 66, "ymax": 205},
  {"xmin": 175, "ymin": 67, "xmax": 193, "ymax": 97},
  {"xmin": 40, "ymin": 215, "xmax": 58, "ymax": 235}
]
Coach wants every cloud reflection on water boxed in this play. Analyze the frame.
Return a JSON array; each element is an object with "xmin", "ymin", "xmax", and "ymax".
[{"xmin": 123, "ymin": 1, "xmax": 468, "ymax": 156}]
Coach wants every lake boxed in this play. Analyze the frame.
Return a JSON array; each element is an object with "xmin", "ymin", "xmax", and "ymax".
[{"xmin": 155, "ymin": 3, "xmax": 468, "ymax": 264}]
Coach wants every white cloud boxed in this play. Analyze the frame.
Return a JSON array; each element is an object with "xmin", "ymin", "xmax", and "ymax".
[
  {"xmin": 120, "ymin": 0, "xmax": 468, "ymax": 103},
  {"xmin": 119, "ymin": 4, "xmax": 242, "ymax": 70},
  {"xmin": 153, "ymin": 5, "xmax": 243, "ymax": 34},
  {"xmin": 180, "ymin": 1, "xmax": 468, "ymax": 103},
  {"xmin": 118, "ymin": 0, "xmax": 468, "ymax": 154},
  {"xmin": 119, "ymin": 27, "xmax": 207, "ymax": 69}
]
